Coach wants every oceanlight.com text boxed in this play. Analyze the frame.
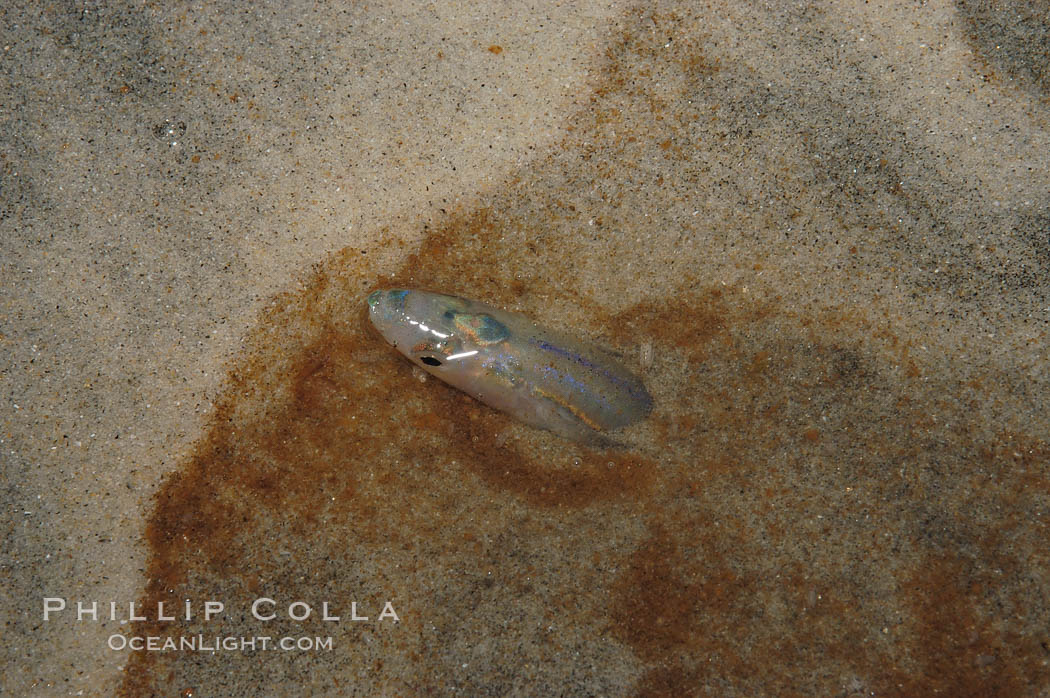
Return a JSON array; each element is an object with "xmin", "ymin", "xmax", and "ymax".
[{"xmin": 108, "ymin": 634, "xmax": 334, "ymax": 652}]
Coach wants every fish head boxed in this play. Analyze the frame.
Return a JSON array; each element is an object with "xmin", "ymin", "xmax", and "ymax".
[{"xmin": 367, "ymin": 288, "xmax": 510, "ymax": 373}]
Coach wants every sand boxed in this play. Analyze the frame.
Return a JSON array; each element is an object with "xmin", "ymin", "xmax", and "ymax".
[{"xmin": 2, "ymin": 0, "xmax": 1048, "ymax": 695}]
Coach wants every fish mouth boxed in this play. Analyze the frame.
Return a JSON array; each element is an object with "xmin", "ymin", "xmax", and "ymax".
[
  {"xmin": 366, "ymin": 289, "xmax": 411, "ymax": 334},
  {"xmin": 366, "ymin": 290, "xmax": 384, "ymax": 311}
]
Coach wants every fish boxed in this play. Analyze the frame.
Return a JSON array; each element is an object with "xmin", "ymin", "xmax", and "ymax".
[{"xmin": 367, "ymin": 288, "xmax": 653, "ymax": 444}]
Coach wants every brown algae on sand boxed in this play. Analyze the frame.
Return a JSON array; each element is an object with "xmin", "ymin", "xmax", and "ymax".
[{"xmin": 367, "ymin": 288, "xmax": 653, "ymax": 444}]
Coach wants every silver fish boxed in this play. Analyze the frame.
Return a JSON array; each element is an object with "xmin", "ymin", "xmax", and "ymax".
[{"xmin": 367, "ymin": 289, "xmax": 653, "ymax": 444}]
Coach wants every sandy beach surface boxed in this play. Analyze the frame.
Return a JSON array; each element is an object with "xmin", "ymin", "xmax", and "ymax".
[{"xmin": 3, "ymin": 1, "xmax": 1048, "ymax": 695}]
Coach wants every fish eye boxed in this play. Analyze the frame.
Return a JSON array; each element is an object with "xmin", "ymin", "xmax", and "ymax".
[{"xmin": 420, "ymin": 356, "xmax": 443, "ymax": 367}]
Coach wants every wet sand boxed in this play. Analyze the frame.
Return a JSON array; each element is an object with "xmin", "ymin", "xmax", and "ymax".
[{"xmin": 3, "ymin": 1, "xmax": 1048, "ymax": 695}]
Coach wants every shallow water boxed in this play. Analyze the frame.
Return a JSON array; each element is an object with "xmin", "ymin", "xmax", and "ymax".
[{"xmin": 127, "ymin": 21, "xmax": 1050, "ymax": 684}]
